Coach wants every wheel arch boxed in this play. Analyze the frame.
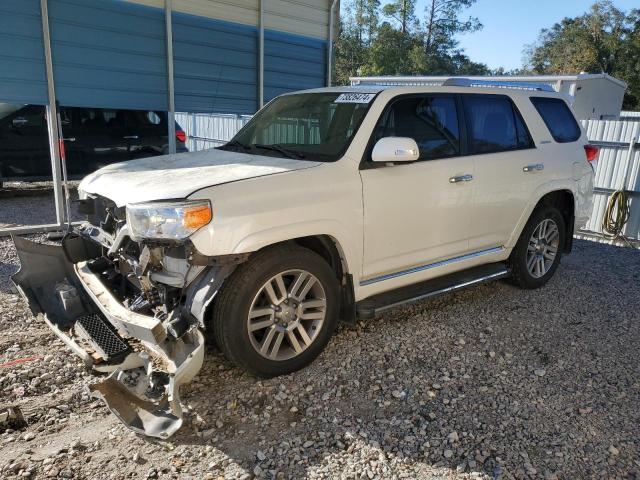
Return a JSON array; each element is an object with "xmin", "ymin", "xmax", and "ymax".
[
  {"xmin": 204, "ymin": 234, "xmax": 357, "ymax": 327},
  {"xmin": 254, "ymin": 235, "xmax": 357, "ymax": 325},
  {"xmin": 535, "ymin": 190, "xmax": 575, "ymax": 253},
  {"xmin": 508, "ymin": 184, "xmax": 577, "ymax": 253}
]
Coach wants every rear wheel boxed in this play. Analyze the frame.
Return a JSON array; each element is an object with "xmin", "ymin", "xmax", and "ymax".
[
  {"xmin": 509, "ymin": 205, "xmax": 565, "ymax": 289},
  {"xmin": 210, "ymin": 245, "xmax": 339, "ymax": 378}
]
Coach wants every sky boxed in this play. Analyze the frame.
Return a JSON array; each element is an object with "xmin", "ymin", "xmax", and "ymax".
[{"xmin": 351, "ymin": 0, "xmax": 639, "ymax": 71}]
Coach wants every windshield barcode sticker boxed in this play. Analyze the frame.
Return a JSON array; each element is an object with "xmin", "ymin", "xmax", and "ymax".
[{"xmin": 335, "ymin": 93, "xmax": 377, "ymax": 104}]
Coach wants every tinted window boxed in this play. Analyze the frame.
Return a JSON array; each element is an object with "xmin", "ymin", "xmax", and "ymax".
[
  {"xmin": 463, "ymin": 95, "xmax": 533, "ymax": 154},
  {"xmin": 376, "ymin": 96, "xmax": 460, "ymax": 160},
  {"xmin": 531, "ymin": 97, "xmax": 581, "ymax": 143}
]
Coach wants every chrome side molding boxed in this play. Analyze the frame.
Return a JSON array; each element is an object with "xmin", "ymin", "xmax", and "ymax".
[{"xmin": 360, "ymin": 246, "xmax": 505, "ymax": 286}]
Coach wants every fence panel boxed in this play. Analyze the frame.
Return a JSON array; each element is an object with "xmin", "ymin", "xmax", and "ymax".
[
  {"xmin": 175, "ymin": 112, "xmax": 251, "ymax": 151},
  {"xmin": 582, "ymin": 118, "xmax": 640, "ymax": 243}
]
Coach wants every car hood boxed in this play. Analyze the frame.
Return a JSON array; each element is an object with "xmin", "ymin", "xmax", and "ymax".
[{"xmin": 78, "ymin": 148, "xmax": 321, "ymax": 207}]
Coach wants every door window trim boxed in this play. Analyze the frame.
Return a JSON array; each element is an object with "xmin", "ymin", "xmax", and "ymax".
[
  {"xmin": 459, "ymin": 93, "xmax": 536, "ymax": 156},
  {"xmin": 360, "ymin": 92, "xmax": 536, "ymax": 170},
  {"xmin": 360, "ymin": 92, "xmax": 466, "ymax": 170}
]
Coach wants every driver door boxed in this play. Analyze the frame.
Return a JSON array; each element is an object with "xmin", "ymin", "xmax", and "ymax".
[{"xmin": 360, "ymin": 94, "xmax": 474, "ymax": 286}]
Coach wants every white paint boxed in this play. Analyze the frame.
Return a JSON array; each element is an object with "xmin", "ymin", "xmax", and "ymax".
[
  {"xmin": 78, "ymin": 149, "xmax": 321, "ymax": 207},
  {"xmin": 181, "ymin": 85, "xmax": 593, "ymax": 300}
]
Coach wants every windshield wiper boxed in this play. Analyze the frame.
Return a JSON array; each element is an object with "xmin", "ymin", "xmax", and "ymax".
[{"xmin": 253, "ymin": 144, "xmax": 306, "ymax": 159}]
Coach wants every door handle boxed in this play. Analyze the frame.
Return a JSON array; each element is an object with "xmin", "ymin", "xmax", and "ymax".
[
  {"xmin": 449, "ymin": 174, "xmax": 473, "ymax": 183},
  {"xmin": 523, "ymin": 163, "xmax": 544, "ymax": 172},
  {"xmin": 123, "ymin": 135, "xmax": 140, "ymax": 140}
]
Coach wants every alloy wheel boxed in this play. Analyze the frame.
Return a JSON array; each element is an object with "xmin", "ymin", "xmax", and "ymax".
[
  {"xmin": 526, "ymin": 218, "xmax": 560, "ymax": 278},
  {"xmin": 247, "ymin": 269, "xmax": 327, "ymax": 361}
]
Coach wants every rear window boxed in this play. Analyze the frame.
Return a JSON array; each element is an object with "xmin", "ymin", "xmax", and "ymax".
[
  {"xmin": 531, "ymin": 97, "xmax": 581, "ymax": 143},
  {"xmin": 462, "ymin": 95, "xmax": 533, "ymax": 155}
]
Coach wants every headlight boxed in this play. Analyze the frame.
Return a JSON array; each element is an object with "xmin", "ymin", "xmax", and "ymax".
[{"xmin": 126, "ymin": 200, "xmax": 212, "ymax": 240}]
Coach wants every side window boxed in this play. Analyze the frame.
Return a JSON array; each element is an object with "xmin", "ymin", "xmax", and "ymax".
[
  {"xmin": 463, "ymin": 95, "xmax": 533, "ymax": 154},
  {"xmin": 531, "ymin": 97, "xmax": 581, "ymax": 143},
  {"xmin": 376, "ymin": 95, "xmax": 460, "ymax": 160}
]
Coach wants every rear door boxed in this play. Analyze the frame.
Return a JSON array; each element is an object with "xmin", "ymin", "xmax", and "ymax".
[{"xmin": 462, "ymin": 94, "xmax": 539, "ymax": 250}]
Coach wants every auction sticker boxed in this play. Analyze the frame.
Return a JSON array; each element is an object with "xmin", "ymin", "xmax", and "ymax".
[{"xmin": 335, "ymin": 93, "xmax": 377, "ymax": 104}]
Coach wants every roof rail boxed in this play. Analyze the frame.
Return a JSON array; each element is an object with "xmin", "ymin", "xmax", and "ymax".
[{"xmin": 443, "ymin": 77, "xmax": 556, "ymax": 92}]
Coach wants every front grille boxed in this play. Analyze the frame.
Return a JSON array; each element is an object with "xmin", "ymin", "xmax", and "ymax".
[{"xmin": 75, "ymin": 314, "xmax": 130, "ymax": 361}]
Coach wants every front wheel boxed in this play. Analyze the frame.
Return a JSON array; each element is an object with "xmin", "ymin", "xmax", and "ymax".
[
  {"xmin": 210, "ymin": 245, "xmax": 340, "ymax": 378},
  {"xmin": 509, "ymin": 205, "xmax": 565, "ymax": 289}
]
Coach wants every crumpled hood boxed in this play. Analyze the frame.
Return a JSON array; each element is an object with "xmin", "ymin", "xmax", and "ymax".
[{"xmin": 79, "ymin": 148, "xmax": 321, "ymax": 206}]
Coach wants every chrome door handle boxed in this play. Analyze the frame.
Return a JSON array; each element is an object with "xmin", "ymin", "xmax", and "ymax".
[
  {"xmin": 449, "ymin": 174, "xmax": 473, "ymax": 183},
  {"xmin": 523, "ymin": 163, "xmax": 544, "ymax": 172},
  {"xmin": 123, "ymin": 135, "xmax": 140, "ymax": 140}
]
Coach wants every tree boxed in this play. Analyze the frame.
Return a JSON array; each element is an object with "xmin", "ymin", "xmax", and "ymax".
[
  {"xmin": 334, "ymin": 0, "xmax": 489, "ymax": 83},
  {"xmin": 422, "ymin": 0, "xmax": 482, "ymax": 57},
  {"xmin": 525, "ymin": 1, "xmax": 640, "ymax": 109},
  {"xmin": 382, "ymin": 0, "xmax": 417, "ymax": 35}
]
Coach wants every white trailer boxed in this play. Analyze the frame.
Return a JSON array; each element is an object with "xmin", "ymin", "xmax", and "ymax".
[{"xmin": 350, "ymin": 73, "xmax": 627, "ymax": 121}]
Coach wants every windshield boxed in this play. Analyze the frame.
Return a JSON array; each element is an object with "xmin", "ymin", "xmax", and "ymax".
[{"xmin": 219, "ymin": 92, "xmax": 376, "ymax": 162}]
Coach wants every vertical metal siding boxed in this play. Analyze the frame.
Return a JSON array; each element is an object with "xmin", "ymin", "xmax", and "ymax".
[
  {"xmin": 0, "ymin": 0, "xmax": 47, "ymax": 104},
  {"xmin": 583, "ymin": 119, "xmax": 640, "ymax": 242},
  {"xmin": 172, "ymin": 11, "xmax": 258, "ymax": 113},
  {"xmin": 48, "ymin": 0, "xmax": 168, "ymax": 110}
]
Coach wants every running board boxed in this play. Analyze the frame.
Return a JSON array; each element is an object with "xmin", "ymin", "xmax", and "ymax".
[{"xmin": 356, "ymin": 263, "xmax": 509, "ymax": 319}]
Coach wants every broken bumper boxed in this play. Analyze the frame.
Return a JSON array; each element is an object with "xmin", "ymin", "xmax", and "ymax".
[{"xmin": 11, "ymin": 235, "xmax": 204, "ymax": 438}]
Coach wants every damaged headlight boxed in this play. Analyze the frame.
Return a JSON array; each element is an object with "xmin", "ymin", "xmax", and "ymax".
[{"xmin": 126, "ymin": 200, "xmax": 212, "ymax": 240}]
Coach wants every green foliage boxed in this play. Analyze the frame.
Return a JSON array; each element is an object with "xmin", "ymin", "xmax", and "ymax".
[
  {"xmin": 525, "ymin": 1, "xmax": 640, "ymax": 109},
  {"xmin": 334, "ymin": 0, "xmax": 487, "ymax": 84}
]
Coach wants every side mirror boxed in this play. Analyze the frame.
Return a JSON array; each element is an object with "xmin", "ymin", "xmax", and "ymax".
[{"xmin": 371, "ymin": 137, "xmax": 420, "ymax": 163}]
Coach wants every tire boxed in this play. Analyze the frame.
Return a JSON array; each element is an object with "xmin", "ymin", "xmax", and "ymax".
[
  {"xmin": 509, "ymin": 205, "xmax": 565, "ymax": 289},
  {"xmin": 210, "ymin": 244, "xmax": 340, "ymax": 378}
]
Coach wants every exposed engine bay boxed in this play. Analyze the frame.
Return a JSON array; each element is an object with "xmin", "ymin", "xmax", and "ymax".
[{"xmin": 11, "ymin": 195, "xmax": 247, "ymax": 438}]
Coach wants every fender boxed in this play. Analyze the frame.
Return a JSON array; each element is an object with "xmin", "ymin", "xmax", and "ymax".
[
  {"xmin": 230, "ymin": 219, "xmax": 359, "ymax": 281},
  {"xmin": 505, "ymin": 179, "xmax": 578, "ymax": 249}
]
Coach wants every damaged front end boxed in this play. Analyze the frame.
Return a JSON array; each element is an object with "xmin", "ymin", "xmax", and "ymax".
[{"xmin": 11, "ymin": 198, "xmax": 241, "ymax": 438}]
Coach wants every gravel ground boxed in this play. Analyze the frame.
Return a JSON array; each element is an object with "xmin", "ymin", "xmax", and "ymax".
[
  {"xmin": 0, "ymin": 183, "xmax": 81, "ymax": 229},
  {"xmin": 0, "ymin": 216, "xmax": 639, "ymax": 478}
]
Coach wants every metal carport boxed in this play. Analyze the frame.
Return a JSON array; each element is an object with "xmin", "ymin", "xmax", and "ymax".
[{"xmin": 0, "ymin": 0, "xmax": 339, "ymax": 235}]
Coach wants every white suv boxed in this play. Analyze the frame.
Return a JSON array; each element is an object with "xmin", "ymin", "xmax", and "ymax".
[{"xmin": 13, "ymin": 79, "xmax": 595, "ymax": 437}]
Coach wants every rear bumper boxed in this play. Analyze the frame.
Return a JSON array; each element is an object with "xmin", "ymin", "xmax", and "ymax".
[{"xmin": 11, "ymin": 235, "xmax": 204, "ymax": 438}]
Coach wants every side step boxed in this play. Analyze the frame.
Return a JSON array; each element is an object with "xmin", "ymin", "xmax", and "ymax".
[{"xmin": 356, "ymin": 263, "xmax": 509, "ymax": 319}]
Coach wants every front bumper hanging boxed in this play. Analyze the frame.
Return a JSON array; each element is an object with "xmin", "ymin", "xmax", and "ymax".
[{"xmin": 11, "ymin": 235, "xmax": 204, "ymax": 438}]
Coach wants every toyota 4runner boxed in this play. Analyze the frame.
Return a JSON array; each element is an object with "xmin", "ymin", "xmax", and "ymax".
[{"xmin": 11, "ymin": 78, "xmax": 595, "ymax": 438}]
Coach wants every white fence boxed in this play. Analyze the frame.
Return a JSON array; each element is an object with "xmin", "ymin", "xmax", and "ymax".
[
  {"xmin": 581, "ymin": 118, "xmax": 640, "ymax": 244},
  {"xmin": 177, "ymin": 112, "xmax": 640, "ymax": 245},
  {"xmin": 175, "ymin": 113, "xmax": 252, "ymax": 151}
]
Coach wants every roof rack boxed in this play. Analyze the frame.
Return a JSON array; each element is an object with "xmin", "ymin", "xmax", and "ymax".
[{"xmin": 443, "ymin": 77, "xmax": 555, "ymax": 92}]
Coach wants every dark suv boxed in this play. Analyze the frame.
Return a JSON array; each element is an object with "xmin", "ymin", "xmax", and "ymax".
[{"xmin": 0, "ymin": 105, "xmax": 188, "ymax": 183}]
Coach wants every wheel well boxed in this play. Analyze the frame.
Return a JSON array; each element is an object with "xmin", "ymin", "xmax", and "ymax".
[
  {"xmin": 535, "ymin": 190, "xmax": 575, "ymax": 252},
  {"xmin": 289, "ymin": 235, "xmax": 345, "ymax": 280},
  {"xmin": 253, "ymin": 236, "xmax": 356, "ymax": 324}
]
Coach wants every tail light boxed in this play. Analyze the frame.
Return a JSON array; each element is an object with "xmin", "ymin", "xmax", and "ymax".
[
  {"xmin": 176, "ymin": 130, "xmax": 187, "ymax": 143},
  {"xmin": 584, "ymin": 144, "xmax": 599, "ymax": 162}
]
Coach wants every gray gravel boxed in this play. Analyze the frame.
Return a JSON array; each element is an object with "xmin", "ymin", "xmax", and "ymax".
[{"xmin": 0, "ymin": 210, "xmax": 639, "ymax": 478}]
